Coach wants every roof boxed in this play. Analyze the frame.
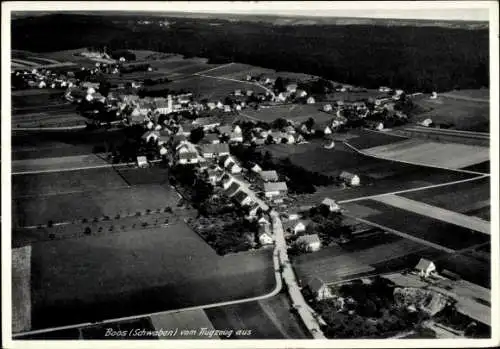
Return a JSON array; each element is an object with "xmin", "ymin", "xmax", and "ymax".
[
  {"xmin": 193, "ymin": 116, "xmax": 221, "ymax": 126},
  {"xmin": 283, "ymin": 220, "xmax": 308, "ymax": 232},
  {"xmin": 339, "ymin": 171, "xmax": 358, "ymax": 180},
  {"xmin": 137, "ymin": 155, "xmax": 147, "ymax": 162},
  {"xmin": 321, "ymin": 198, "xmax": 338, "ymax": 207},
  {"xmin": 309, "ymin": 277, "xmax": 326, "ymax": 294},
  {"xmin": 179, "ymin": 151, "xmax": 198, "ymax": 160},
  {"xmin": 297, "ymin": 234, "xmax": 321, "ymax": 245},
  {"xmin": 264, "ymin": 181, "xmax": 288, "ymax": 192},
  {"xmin": 415, "ymin": 258, "xmax": 435, "ymax": 271},
  {"xmin": 233, "ymin": 191, "xmax": 250, "ymax": 205},
  {"xmin": 201, "ymin": 143, "xmax": 230, "ymax": 154},
  {"xmin": 204, "ymin": 133, "xmax": 219, "ymax": 142},
  {"xmin": 225, "ymin": 182, "xmax": 240, "ymax": 197},
  {"xmin": 218, "ymin": 125, "xmax": 232, "ymax": 135},
  {"xmin": 260, "ymin": 170, "xmax": 279, "ymax": 182}
]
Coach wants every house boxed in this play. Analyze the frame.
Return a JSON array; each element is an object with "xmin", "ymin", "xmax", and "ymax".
[
  {"xmin": 306, "ymin": 96, "xmax": 316, "ymax": 104},
  {"xmin": 296, "ymin": 234, "xmax": 321, "ymax": 252},
  {"xmin": 258, "ymin": 216, "xmax": 270, "ymax": 226},
  {"xmin": 223, "ymin": 105, "xmax": 232, "ymax": 113},
  {"xmin": 38, "ymin": 80, "xmax": 47, "ymax": 88},
  {"xmin": 284, "ymin": 125, "xmax": 296, "ymax": 134},
  {"xmin": 218, "ymin": 125, "xmax": 232, "ymax": 136},
  {"xmin": 430, "ymin": 91, "xmax": 438, "ymax": 99},
  {"xmin": 200, "ymin": 143, "xmax": 230, "ymax": 158},
  {"xmin": 339, "ymin": 171, "xmax": 360, "ymax": 186},
  {"xmin": 309, "ymin": 277, "xmax": 333, "ymax": 301},
  {"xmin": 227, "ymin": 162, "xmax": 242, "ymax": 174},
  {"xmin": 276, "ymin": 92, "xmax": 288, "ymax": 102},
  {"xmin": 258, "ymin": 230, "xmax": 274, "ymax": 246},
  {"xmin": 177, "ymin": 143, "xmax": 199, "ymax": 165},
  {"xmin": 233, "ymin": 191, "xmax": 253, "ymax": 207},
  {"xmin": 192, "ymin": 116, "xmax": 221, "ymax": 130},
  {"xmin": 224, "ymin": 182, "xmax": 241, "ymax": 197},
  {"xmin": 379, "ymin": 86, "xmax": 392, "ymax": 93},
  {"xmin": 264, "ymin": 181, "xmax": 288, "ymax": 201},
  {"xmin": 205, "ymin": 168, "xmax": 223, "ymax": 186},
  {"xmin": 283, "ymin": 220, "xmax": 307, "ymax": 235},
  {"xmin": 251, "ymin": 164, "xmax": 263, "ymax": 173},
  {"xmin": 137, "ymin": 156, "xmax": 148, "ymax": 168},
  {"xmin": 204, "ymin": 133, "xmax": 220, "ymax": 144},
  {"xmin": 248, "ymin": 203, "xmax": 262, "ymax": 218},
  {"xmin": 286, "ymin": 83, "xmax": 298, "ymax": 93},
  {"xmin": 246, "ymin": 89, "xmax": 254, "ymax": 96},
  {"xmin": 154, "ymin": 98, "xmax": 172, "ymax": 114},
  {"xmin": 420, "ymin": 118, "xmax": 433, "ymax": 127},
  {"xmin": 323, "ymin": 104, "xmax": 333, "ymax": 112},
  {"xmin": 159, "ymin": 146, "xmax": 168, "ymax": 156},
  {"xmin": 207, "ymin": 102, "xmax": 216, "ymax": 110},
  {"xmin": 321, "ymin": 198, "xmax": 340, "ymax": 212},
  {"xmin": 230, "ymin": 132, "xmax": 244, "ymax": 143},
  {"xmin": 415, "ymin": 258, "xmax": 436, "ymax": 278},
  {"xmin": 259, "ymin": 170, "xmax": 279, "ymax": 182},
  {"xmin": 233, "ymin": 125, "xmax": 242, "ymax": 134},
  {"xmin": 234, "ymin": 89, "xmax": 243, "ymax": 96},
  {"xmin": 323, "ymin": 126, "xmax": 332, "ymax": 135},
  {"xmin": 295, "ymin": 89, "xmax": 308, "ymax": 98},
  {"xmin": 141, "ymin": 130, "xmax": 159, "ymax": 143}
]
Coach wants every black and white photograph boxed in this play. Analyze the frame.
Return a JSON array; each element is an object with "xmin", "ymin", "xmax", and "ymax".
[{"xmin": 2, "ymin": 1, "xmax": 499, "ymax": 347}]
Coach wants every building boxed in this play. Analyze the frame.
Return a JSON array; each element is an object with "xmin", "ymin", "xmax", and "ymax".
[
  {"xmin": 221, "ymin": 174, "xmax": 235, "ymax": 190},
  {"xmin": 286, "ymin": 83, "xmax": 298, "ymax": 93},
  {"xmin": 306, "ymin": 96, "xmax": 316, "ymax": 104},
  {"xmin": 218, "ymin": 125, "xmax": 232, "ymax": 136},
  {"xmin": 224, "ymin": 182, "xmax": 241, "ymax": 197},
  {"xmin": 295, "ymin": 89, "xmax": 308, "ymax": 98},
  {"xmin": 297, "ymin": 234, "xmax": 321, "ymax": 252},
  {"xmin": 154, "ymin": 97, "xmax": 173, "ymax": 114},
  {"xmin": 259, "ymin": 170, "xmax": 279, "ymax": 182},
  {"xmin": 321, "ymin": 198, "xmax": 340, "ymax": 212},
  {"xmin": 264, "ymin": 181, "xmax": 288, "ymax": 201},
  {"xmin": 192, "ymin": 116, "xmax": 221, "ymax": 131},
  {"xmin": 233, "ymin": 191, "xmax": 253, "ymax": 207},
  {"xmin": 137, "ymin": 156, "xmax": 148, "ymax": 168},
  {"xmin": 227, "ymin": 162, "xmax": 242, "ymax": 174},
  {"xmin": 339, "ymin": 171, "xmax": 360, "ymax": 186},
  {"xmin": 204, "ymin": 133, "xmax": 220, "ymax": 144},
  {"xmin": 258, "ymin": 230, "xmax": 274, "ymax": 246},
  {"xmin": 283, "ymin": 220, "xmax": 307, "ymax": 235},
  {"xmin": 200, "ymin": 143, "xmax": 230, "ymax": 158},
  {"xmin": 309, "ymin": 277, "xmax": 334, "ymax": 301},
  {"xmin": 230, "ymin": 132, "xmax": 244, "ymax": 143},
  {"xmin": 141, "ymin": 131, "xmax": 159, "ymax": 143},
  {"xmin": 251, "ymin": 164, "xmax": 263, "ymax": 173},
  {"xmin": 177, "ymin": 143, "xmax": 199, "ymax": 165},
  {"xmin": 323, "ymin": 104, "xmax": 333, "ymax": 112},
  {"xmin": 415, "ymin": 258, "xmax": 436, "ymax": 278}
]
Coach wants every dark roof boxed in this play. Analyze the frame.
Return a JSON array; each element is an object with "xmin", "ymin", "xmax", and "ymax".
[
  {"xmin": 201, "ymin": 143, "xmax": 230, "ymax": 154},
  {"xmin": 233, "ymin": 191, "xmax": 250, "ymax": 205},
  {"xmin": 224, "ymin": 182, "xmax": 240, "ymax": 197}
]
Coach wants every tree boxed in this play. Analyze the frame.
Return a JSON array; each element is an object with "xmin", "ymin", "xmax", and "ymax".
[
  {"xmin": 189, "ymin": 127, "xmax": 205, "ymax": 144},
  {"xmin": 281, "ymin": 137, "xmax": 288, "ymax": 144},
  {"xmin": 305, "ymin": 117, "xmax": 315, "ymax": 130},
  {"xmin": 274, "ymin": 77, "xmax": 286, "ymax": 93},
  {"xmin": 272, "ymin": 117, "xmax": 288, "ymax": 130},
  {"xmin": 84, "ymin": 227, "xmax": 91, "ymax": 235}
]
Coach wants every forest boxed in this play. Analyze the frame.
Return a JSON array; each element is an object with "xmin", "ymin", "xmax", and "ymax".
[{"xmin": 12, "ymin": 13, "xmax": 489, "ymax": 92}]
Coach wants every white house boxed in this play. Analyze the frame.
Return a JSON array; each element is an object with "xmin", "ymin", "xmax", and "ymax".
[
  {"xmin": 420, "ymin": 118, "xmax": 433, "ymax": 127},
  {"xmin": 296, "ymin": 89, "xmax": 308, "ymax": 98},
  {"xmin": 233, "ymin": 191, "xmax": 253, "ymax": 207},
  {"xmin": 141, "ymin": 130, "xmax": 159, "ymax": 143},
  {"xmin": 324, "ymin": 126, "xmax": 332, "ymax": 135},
  {"xmin": 321, "ymin": 198, "xmax": 340, "ymax": 212},
  {"xmin": 177, "ymin": 144, "xmax": 199, "ymax": 165},
  {"xmin": 430, "ymin": 91, "xmax": 438, "ymax": 99},
  {"xmin": 264, "ymin": 181, "xmax": 288, "ymax": 201},
  {"xmin": 339, "ymin": 171, "xmax": 360, "ymax": 186},
  {"xmin": 137, "ymin": 156, "xmax": 148, "ymax": 168},
  {"xmin": 259, "ymin": 170, "xmax": 279, "ymax": 182},
  {"xmin": 306, "ymin": 96, "xmax": 316, "ymax": 104},
  {"xmin": 259, "ymin": 231, "xmax": 274, "ymax": 246},
  {"xmin": 309, "ymin": 277, "xmax": 334, "ymax": 301},
  {"xmin": 200, "ymin": 143, "xmax": 230, "ymax": 159},
  {"xmin": 251, "ymin": 164, "xmax": 263, "ymax": 173},
  {"xmin": 159, "ymin": 146, "xmax": 168, "ymax": 156},
  {"xmin": 192, "ymin": 116, "xmax": 221, "ymax": 131},
  {"xmin": 323, "ymin": 104, "xmax": 333, "ymax": 112},
  {"xmin": 283, "ymin": 220, "xmax": 308, "ymax": 235},
  {"xmin": 230, "ymin": 132, "xmax": 244, "ymax": 143},
  {"xmin": 415, "ymin": 258, "xmax": 436, "ymax": 278},
  {"xmin": 297, "ymin": 234, "xmax": 321, "ymax": 252},
  {"xmin": 38, "ymin": 80, "xmax": 47, "ymax": 88},
  {"xmin": 286, "ymin": 83, "xmax": 298, "ymax": 93}
]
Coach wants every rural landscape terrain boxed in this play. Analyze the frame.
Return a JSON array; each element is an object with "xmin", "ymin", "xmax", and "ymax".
[{"xmin": 9, "ymin": 9, "xmax": 493, "ymax": 342}]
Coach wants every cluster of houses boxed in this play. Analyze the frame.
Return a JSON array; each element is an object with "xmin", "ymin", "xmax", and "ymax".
[{"xmin": 12, "ymin": 68, "xmax": 78, "ymax": 90}]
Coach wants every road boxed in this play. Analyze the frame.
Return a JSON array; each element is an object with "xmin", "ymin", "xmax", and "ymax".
[{"xmin": 269, "ymin": 210, "xmax": 326, "ymax": 339}]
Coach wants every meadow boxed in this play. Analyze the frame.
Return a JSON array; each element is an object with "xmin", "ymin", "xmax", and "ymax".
[{"xmin": 29, "ymin": 224, "xmax": 275, "ymax": 328}]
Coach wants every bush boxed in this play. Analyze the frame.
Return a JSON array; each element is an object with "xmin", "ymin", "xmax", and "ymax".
[
  {"xmin": 136, "ymin": 211, "xmax": 142, "ymax": 216},
  {"xmin": 115, "ymin": 214, "xmax": 121, "ymax": 219},
  {"xmin": 84, "ymin": 227, "xmax": 91, "ymax": 235},
  {"xmin": 48, "ymin": 233, "xmax": 55, "ymax": 239},
  {"xmin": 47, "ymin": 220, "xmax": 54, "ymax": 228},
  {"xmin": 164, "ymin": 206, "xmax": 172, "ymax": 213}
]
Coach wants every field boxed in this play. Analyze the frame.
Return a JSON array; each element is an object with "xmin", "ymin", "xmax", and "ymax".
[
  {"xmin": 12, "ymin": 246, "xmax": 32, "ymax": 333},
  {"xmin": 294, "ymin": 234, "xmax": 426, "ymax": 286},
  {"xmin": 439, "ymin": 89, "xmax": 489, "ymax": 103},
  {"xmin": 12, "ymin": 50, "xmax": 65, "ymax": 68},
  {"xmin": 12, "ymin": 154, "xmax": 109, "ymax": 174},
  {"xmin": 343, "ymin": 200, "xmax": 490, "ymax": 251},
  {"xmin": 346, "ymin": 129, "xmax": 409, "ymax": 150},
  {"xmin": 29, "ymin": 224, "xmax": 275, "ymax": 328},
  {"xmin": 205, "ymin": 293, "xmax": 310, "ymax": 339},
  {"xmin": 411, "ymin": 93, "xmax": 489, "ymax": 132},
  {"xmin": 401, "ymin": 176, "xmax": 490, "ymax": 220},
  {"xmin": 241, "ymin": 103, "xmax": 332, "ymax": 124},
  {"xmin": 463, "ymin": 161, "xmax": 490, "ymax": 173},
  {"xmin": 207, "ymin": 62, "xmax": 315, "ymax": 82},
  {"xmin": 12, "ymin": 167, "xmax": 177, "ymax": 227},
  {"xmin": 361, "ymin": 138, "xmax": 490, "ymax": 169}
]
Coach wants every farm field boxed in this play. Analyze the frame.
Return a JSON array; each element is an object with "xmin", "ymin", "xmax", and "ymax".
[
  {"xmin": 12, "ymin": 246, "xmax": 32, "ymax": 333},
  {"xmin": 346, "ymin": 129, "xmax": 409, "ymax": 149},
  {"xmin": 28, "ymin": 224, "xmax": 275, "ymax": 329},
  {"xmin": 205, "ymin": 293, "xmax": 310, "ymax": 339},
  {"xmin": 12, "ymin": 111, "xmax": 87, "ymax": 128},
  {"xmin": 344, "ymin": 200, "xmax": 490, "ymax": 251},
  {"xmin": 241, "ymin": 103, "xmax": 332, "ymax": 124},
  {"xmin": 462, "ymin": 160, "xmax": 490, "ymax": 173},
  {"xmin": 13, "ymin": 102, "xmax": 75, "ymax": 115},
  {"xmin": 149, "ymin": 309, "xmax": 218, "ymax": 339},
  {"xmin": 294, "ymin": 234, "xmax": 426, "ymax": 286},
  {"xmin": 439, "ymin": 89, "xmax": 489, "ymax": 103},
  {"xmin": 13, "ymin": 168, "xmax": 176, "ymax": 227},
  {"xmin": 12, "ymin": 154, "xmax": 109, "ymax": 174},
  {"xmin": 208, "ymin": 62, "xmax": 317, "ymax": 82},
  {"xmin": 411, "ymin": 93, "xmax": 489, "ymax": 132},
  {"xmin": 372, "ymin": 195, "xmax": 490, "ymax": 235},
  {"xmin": 12, "ymin": 88, "xmax": 67, "ymax": 98},
  {"xmin": 360, "ymin": 138, "xmax": 490, "ymax": 169},
  {"xmin": 401, "ymin": 176, "xmax": 490, "ymax": 220}
]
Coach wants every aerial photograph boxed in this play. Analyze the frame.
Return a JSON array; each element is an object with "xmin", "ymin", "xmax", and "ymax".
[{"xmin": 5, "ymin": 1, "xmax": 497, "ymax": 344}]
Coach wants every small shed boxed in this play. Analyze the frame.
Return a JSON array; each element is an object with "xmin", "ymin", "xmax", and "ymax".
[{"xmin": 415, "ymin": 258, "xmax": 436, "ymax": 278}]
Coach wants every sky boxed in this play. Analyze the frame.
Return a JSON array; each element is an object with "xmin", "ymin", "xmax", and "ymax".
[{"xmin": 7, "ymin": 1, "xmax": 493, "ymax": 21}]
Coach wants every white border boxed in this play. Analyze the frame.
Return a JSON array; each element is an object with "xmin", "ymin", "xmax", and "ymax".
[{"xmin": 2, "ymin": 2, "xmax": 499, "ymax": 348}]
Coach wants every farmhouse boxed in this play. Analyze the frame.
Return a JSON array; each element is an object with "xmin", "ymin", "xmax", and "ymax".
[
  {"xmin": 283, "ymin": 220, "xmax": 308, "ymax": 235},
  {"xmin": 137, "ymin": 156, "xmax": 148, "ymax": 168},
  {"xmin": 233, "ymin": 191, "xmax": 253, "ymax": 207},
  {"xmin": 297, "ymin": 234, "xmax": 321, "ymax": 252},
  {"xmin": 415, "ymin": 258, "xmax": 437, "ymax": 278},
  {"xmin": 321, "ymin": 198, "xmax": 341, "ymax": 212},
  {"xmin": 286, "ymin": 83, "xmax": 298, "ymax": 93},
  {"xmin": 258, "ymin": 230, "xmax": 274, "ymax": 246},
  {"xmin": 259, "ymin": 170, "xmax": 279, "ymax": 182},
  {"xmin": 193, "ymin": 116, "xmax": 221, "ymax": 130},
  {"xmin": 309, "ymin": 277, "xmax": 334, "ymax": 301},
  {"xmin": 264, "ymin": 181, "xmax": 288, "ymax": 201},
  {"xmin": 339, "ymin": 171, "xmax": 360, "ymax": 186},
  {"xmin": 224, "ymin": 182, "xmax": 241, "ymax": 197},
  {"xmin": 200, "ymin": 143, "xmax": 230, "ymax": 158}
]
